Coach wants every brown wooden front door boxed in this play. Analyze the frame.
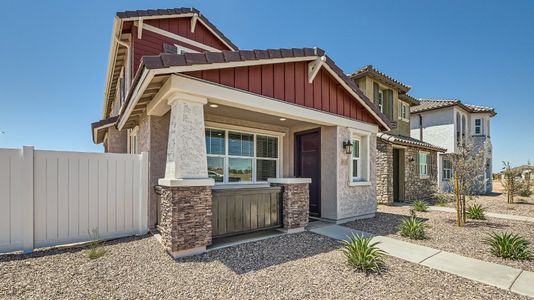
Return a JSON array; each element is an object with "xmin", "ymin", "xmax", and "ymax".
[{"xmin": 295, "ymin": 129, "xmax": 321, "ymax": 217}]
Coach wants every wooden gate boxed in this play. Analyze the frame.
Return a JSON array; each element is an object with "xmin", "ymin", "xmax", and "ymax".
[{"xmin": 212, "ymin": 187, "xmax": 282, "ymax": 238}]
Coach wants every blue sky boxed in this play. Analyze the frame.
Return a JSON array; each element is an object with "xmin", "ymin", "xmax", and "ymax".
[{"xmin": 0, "ymin": 0, "xmax": 532, "ymax": 170}]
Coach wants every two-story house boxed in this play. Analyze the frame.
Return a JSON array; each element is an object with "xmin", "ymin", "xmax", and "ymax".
[
  {"xmin": 90, "ymin": 8, "xmax": 395, "ymax": 257},
  {"xmin": 410, "ymin": 99, "xmax": 496, "ymax": 194},
  {"xmin": 350, "ymin": 66, "xmax": 446, "ymax": 204}
]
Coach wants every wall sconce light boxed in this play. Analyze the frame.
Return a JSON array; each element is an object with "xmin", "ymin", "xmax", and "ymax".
[
  {"xmin": 343, "ymin": 140, "xmax": 353, "ymax": 155},
  {"xmin": 408, "ymin": 156, "xmax": 415, "ymax": 163}
]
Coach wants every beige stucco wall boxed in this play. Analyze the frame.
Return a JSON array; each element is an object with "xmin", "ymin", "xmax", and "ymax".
[
  {"xmin": 336, "ymin": 127, "xmax": 377, "ymax": 220},
  {"xmin": 105, "ymin": 126, "xmax": 127, "ymax": 153},
  {"xmin": 139, "ymin": 112, "xmax": 171, "ymax": 228}
]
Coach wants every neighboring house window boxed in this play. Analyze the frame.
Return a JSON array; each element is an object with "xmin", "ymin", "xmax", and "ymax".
[
  {"xmin": 443, "ymin": 159, "xmax": 452, "ymax": 180},
  {"xmin": 351, "ymin": 138, "xmax": 361, "ymax": 181},
  {"xmin": 128, "ymin": 126, "xmax": 139, "ymax": 154},
  {"xmin": 174, "ymin": 44, "xmax": 199, "ymax": 54},
  {"xmin": 377, "ymin": 90, "xmax": 384, "ymax": 113},
  {"xmin": 475, "ymin": 118, "xmax": 482, "ymax": 134},
  {"xmin": 348, "ymin": 131, "xmax": 370, "ymax": 185},
  {"xmin": 419, "ymin": 152, "xmax": 429, "ymax": 177},
  {"xmin": 205, "ymin": 127, "xmax": 279, "ymax": 184},
  {"xmin": 398, "ymin": 101, "xmax": 408, "ymax": 121}
]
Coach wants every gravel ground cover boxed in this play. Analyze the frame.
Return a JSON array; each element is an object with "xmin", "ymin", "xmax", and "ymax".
[
  {"xmin": 435, "ymin": 181, "xmax": 534, "ymax": 217},
  {"xmin": 346, "ymin": 205, "xmax": 534, "ymax": 272},
  {"xmin": 0, "ymin": 232, "xmax": 527, "ymax": 299}
]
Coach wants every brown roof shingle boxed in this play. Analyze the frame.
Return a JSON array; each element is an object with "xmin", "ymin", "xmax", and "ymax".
[
  {"xmin": 350, "ymin": 65, "xmax": 411, "ymax": 93},
  {"xmin": 116, "ymin": 7, "xmax": 238, "ymax": 51},
  {"xmin": 378, "ymin": 133, "xmax": 447, "ymax": 152},
  {"xmin": 412, "ymin": 99, "xmax": 496, "ymax": 116}
]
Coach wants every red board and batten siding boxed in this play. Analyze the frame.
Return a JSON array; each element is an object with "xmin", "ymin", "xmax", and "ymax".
[
  {"xmin": 129, "ymin": 17, "xmax": 232, "ymax": 73},
  {"xmin": 185, "ymin": 62, "xmax": 377, "ymax": 125}
]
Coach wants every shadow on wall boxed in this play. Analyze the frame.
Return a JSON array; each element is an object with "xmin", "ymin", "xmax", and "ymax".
[{"xmin": 178, "ymin": 232, "xmax": 341, "ymax": 275}]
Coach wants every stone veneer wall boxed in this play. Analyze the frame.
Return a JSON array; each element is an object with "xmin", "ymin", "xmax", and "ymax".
[
  {"xmin": 270, "ymin": 183, "xmax": 309, "ymax": 230},
  {"xmin": 376, "ymin": 139, "xmax": 393, "ymax": 204},
  {"xmin": 106, "ymin": 126, "xmax": 127, "ymax": 153},
  {"xmin": 404, "ymin": 147, "xmax": 438, "ymax": 201},
  {"xmin": 158, "ymin": 186, "xmax": 213, "ymax": 253}
]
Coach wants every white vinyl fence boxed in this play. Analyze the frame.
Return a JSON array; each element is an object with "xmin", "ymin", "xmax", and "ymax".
[{"xmin": 0, "ymin": 146, "xmax": 148, "ymax": 253}]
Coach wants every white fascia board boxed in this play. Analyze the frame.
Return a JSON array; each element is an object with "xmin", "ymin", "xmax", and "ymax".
[
  {"xmin": 321, "ymin": 64, "xmax": 390, "ymax": 131},
  {"xmin": 102, "ymin": 17, "xmax": 122, "ymax": 119},
  {"xmin": 152, "ymin": 74, "xmax": 379, "ymax": 133},
  {"xmin": 151, "ymin": 56, "xmax": 317, "ymax": 75},
  {"xmin": 139, "ymin": 23, "xmax": 222, "ymax": 52},
  {"xmin": 117, "ymin": 69, "xmax": 154, "ymax": 130},
  {"xmin": 92, "ymin": 122, "xmax": 114, "ymax": 144}
]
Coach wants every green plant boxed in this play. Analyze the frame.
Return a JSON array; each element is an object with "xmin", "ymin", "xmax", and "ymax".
[
  {"xmin": 399, "ymin": 216, "xmax": 428, "ymax": 240},
  {"xmin": 484, "ymin": 232, "xmax": 532, "ymax": 260},
  {"xmin": 87, "ymin": 228, "xmax": 106, "ymax": 260},
  {"xmin": 411, "ymin": 200, "xmax": 429, "ymax": 212},
  {"xmin": 466, "ymin": 204, "xmax": 485, "ymax": 220},
  {"xmin": 519, "ymin": 189, "xmax": 532, "ymax": 197},
  {"xmin": 434, "ymin": 193, "xmax": 451, "ymax": 207},
  {"xmin": 342, "ymin": 234, "xmax": 386, "ymax": 273}
]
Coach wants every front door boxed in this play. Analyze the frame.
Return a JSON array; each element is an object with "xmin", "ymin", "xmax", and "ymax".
[{"xmin": 295, "ymin": 129, "xmax": 321, "ymax": 217}]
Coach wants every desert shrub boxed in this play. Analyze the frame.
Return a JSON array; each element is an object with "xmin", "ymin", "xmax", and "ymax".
[
  {"xmin": 519, "ymin": 189, "xmax": 532, "ymax": 197},
  {"xmin": 87, "ymin": 228, "xmax": 106, "ymax": 260},
  {"xmin": 484, "ymin": 232, "xmax": 532, "ymax": 260},
  {"xmin": 342, "ymin": 234, "xmax": 386, "ymax": 273},
  {"xmin": 466, "ymin": 204, "xmax": 485, "ymax": 220},
  {"xmin": 434, "ymin": 193, "xmax": 452, "ymax": 207},
  {"xmin": 399, "ymin": 216, "xmax": 428, "ymax": 240},
  {"xmin": 411, "ymin": 200, "xmax": 429, "ymax": 212}
]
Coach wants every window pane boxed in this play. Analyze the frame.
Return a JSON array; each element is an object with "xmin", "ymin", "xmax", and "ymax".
[
  {"xmin": 257, "ymin": 159, "xmax": 277, "ymax": 181},
  {"xmin": 256, "ymin": 135, "xmax": 278, "ymax": 158},
  {"xmin": 352, "ymin": 159, "xmax": 359, "ymax": 178},
  {"xmin": 205, "ymin": 129, "xmax": 225, "ymax": 155},
  {"xmin": 228, "ymin": 158, "xmax": 252, "ymax": 182},
  {"xmin": 207, "ymin": 157, "xmax": 224, "ymax": 182},
  {"xmin": 228, "ymin": 132, "xmax": 253, "ymax": 157},
  {"xmin": 353, "ymin": 140, "xmax": 360, "ymax": 158}
]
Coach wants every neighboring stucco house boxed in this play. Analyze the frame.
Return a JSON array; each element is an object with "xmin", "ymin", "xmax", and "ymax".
[
  {"xmin": 91, "ymin": 8, "xmax": 394, "ymax": 257},
  {"xmin": 410, "ymin": 99, "xmax": 496, "ymax": 194},
  {"xmin": 350, "ymin": 66, "xmax": 445, "ymax": 203}
]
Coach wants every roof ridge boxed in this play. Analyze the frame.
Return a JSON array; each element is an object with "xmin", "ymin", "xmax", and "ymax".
[{"xmin": 349, "ymin": 65, "xmax": 411, "ymax": 91}]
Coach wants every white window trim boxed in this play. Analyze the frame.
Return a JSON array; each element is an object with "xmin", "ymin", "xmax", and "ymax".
[
  {"xmin": 442, "ymin": 159, "xmax": 452, "ymax": 181},
  {"xmin": 127, "ymin": 126, "xmax": 139, "ymax": 154},
  {"xmin": 377, "ymin": 90, "xmax": 384, "ymax": 113},
  {"xmin": 419, "ymin": 151, "xmax": 429, "ymax": 178},
  {"xmin": 173, "ymin": 44, "xmax": 199, "ymax": 54},
  {"xmin": 348, "ymin": 128, "xmax": 371, "ymax": 186},
  {"xmin": 474, "ymin": 118, "xmax": 483, "ymax": 135},
  {"xmin": 205, "ymin": 122, "xmax": 284, "ymax": 186}
]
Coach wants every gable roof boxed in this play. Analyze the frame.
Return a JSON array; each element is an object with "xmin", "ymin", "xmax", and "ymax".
[
  {"xmin": 118, "ymin": 47, "xmax": 394, "ymax": 131},
  {"xmin": 412, "ymin": 98, "xmax": 496, "ymax": 116},
  {"xmin": 115, "ymin": 7, "xmax": 238, "ymax": 51},
  {"xmin": 350, "ymin": 65, "xmax": 411, "ymax": 93}
]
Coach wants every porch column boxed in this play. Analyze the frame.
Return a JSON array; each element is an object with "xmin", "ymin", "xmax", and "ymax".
[
  {"xmin": 268, "ymin": 178, "xmax": 311, "ymax": 233},
  {"xmin": 157, "ymin": 92, "xmax": 214, "ymax": 258}
]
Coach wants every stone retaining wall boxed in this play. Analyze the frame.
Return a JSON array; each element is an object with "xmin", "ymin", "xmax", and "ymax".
[{"xmin": 270, "ymin": 183, "xmax": 309, "ymax": 230}]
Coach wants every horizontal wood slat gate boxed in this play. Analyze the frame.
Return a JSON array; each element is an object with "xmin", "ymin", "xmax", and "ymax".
[
  {"xmin": 0, "ymin": 146, "xmax": 148, "ymax": 254},
  {"xmin": 212, "ymin": 187, "xmax": 282, "ymax": 238}
]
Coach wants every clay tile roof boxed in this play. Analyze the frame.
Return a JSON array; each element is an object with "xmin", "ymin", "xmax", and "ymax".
[
  {"xmin": 413, "ymin": 98, "xmax": 496, "ymax": 116},
  {"xmin": 349, "ymin": 65, "xmax": 411, "ymax": 93},
  {"xmin": 116, "ymin": 7, "xmax": 238, "ymax": 51},
  {"xmin": 378, "ymin": 133, "xmax": 447, "ymax": 152},
  {"xmin": 126, "ymin": 48, "xmax": 394, "ymax": 130}
]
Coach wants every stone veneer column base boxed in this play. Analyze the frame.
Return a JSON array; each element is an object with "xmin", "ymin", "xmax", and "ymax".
[
  {"xmin": 268, "ymin": 178, "xmax": 311, "ymax": 232},
  {"xmin": 157, "ymin": 185, "xmax": 212, "ymax": 258}
]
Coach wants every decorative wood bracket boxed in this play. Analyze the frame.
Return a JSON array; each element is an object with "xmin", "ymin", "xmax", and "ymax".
[
  {"xmin": 137, "ymin": 18, "xmax": 144, "ymax": 39},
  {"xmin": 191, "ymin": 13, "xmax": 198, "ymax": 33},
  {"xmin": 308, "ymin": 56, "xmax": 326, "ymax": 83}
]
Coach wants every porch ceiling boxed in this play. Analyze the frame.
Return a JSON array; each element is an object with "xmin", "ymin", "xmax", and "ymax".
[{"xmin": 204, "ymin": 104, "xmax": 316, "ymax": 128}]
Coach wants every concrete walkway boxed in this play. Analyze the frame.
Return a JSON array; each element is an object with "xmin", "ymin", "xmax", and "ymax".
[
  {"xmin": 429, "ymin": 206, "xmax": 534, "ymax": 223},
  {"xmin": 307, "ymin": 222, "xmax": 534, "ymax": 298}
]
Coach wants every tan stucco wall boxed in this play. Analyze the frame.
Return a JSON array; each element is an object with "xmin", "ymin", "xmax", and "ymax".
[
  {"xmin": 139, "ymin": 112, "xmax": 171, "ymax": 228},
  {"xmin": 106, "ymin": 126, "xmax": 127, "ymax": 153}
]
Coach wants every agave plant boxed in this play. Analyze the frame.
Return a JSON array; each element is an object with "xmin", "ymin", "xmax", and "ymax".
[
  {"xmin": 466, "ymin": 204, "xmax": 485, "ymax": 220},
  {"xmin": 484, "ymin": 232, "xmax": 532, "ymax": 260},
  {"xmin": 411, "ymin": 200, "xmax": 429, "ymax": 212},
  {"xmin": 342, "ymin": 233, "xmax": 386, "ymax": 273},
  {"xmin": 399, "ymin": 216, "xmax": 428, "ymax": 240}
]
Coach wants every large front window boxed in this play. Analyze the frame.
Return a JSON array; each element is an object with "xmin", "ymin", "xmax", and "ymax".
[{"xmin": 205, "ymin": 127, "xmax": 279, "ymax": 184}]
